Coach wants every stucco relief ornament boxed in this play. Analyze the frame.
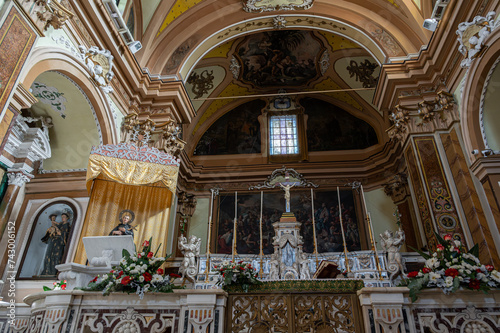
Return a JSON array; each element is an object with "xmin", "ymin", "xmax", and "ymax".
[
  {"xmin": 273, "ymin": 15, "xmax": 287, "ymax": 29},
  {"xmin": 229, "ymin": 56, "xmax": 241, "ymax": 79},
  {"xmin": 31, "ymin": 82, "xmax": 67, "ymax": 118},
  {"xmin": 319, "ymin": 50, "xmax": 330, "ymax": 75},
  {"xmin": 28, "ymin": 0, "xmax": 73, "ymax": 31},
  {"xmin": 79, "ymin": 45, "xmax": 114, "ymax": 93},
  {"xmin": 457, "ymin": 11, "xmax": 499, "ymax": 68},
  {"xmin": 243, "ymin": 0, "xmax": 314, "ymax": 13},
  {"xmin": 389, "ymin": 105, "xmax": 410, "ymax": 133}
]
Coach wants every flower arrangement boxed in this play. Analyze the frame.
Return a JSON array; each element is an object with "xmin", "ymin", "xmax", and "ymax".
[
  {"xmin": 82, "ymin": 239, "xmax": 180, "ymax": 299},
  {"xmin": 215, "ymin": 260, "xmax": 262, "ymax": 292},
  {"xmin": 43, "ymin": 280, "xmax": 67, "ymax": 291},
  {"xmin": 401, "ymin": 233, "xmax": 500, "ymax": 301}
]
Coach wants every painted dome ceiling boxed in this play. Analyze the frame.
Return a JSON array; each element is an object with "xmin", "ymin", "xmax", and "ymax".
[
  {"xmin": 184, "ymin": 29, "xmax": 382, "ymax": 151},
  {"xmin": 118, "ymin": 0, "xmax": 432, "ymax": 161}
]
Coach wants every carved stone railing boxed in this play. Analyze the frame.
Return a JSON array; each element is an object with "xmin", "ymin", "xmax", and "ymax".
[
  {"xmin": 194, "ymin": 251, "xmax": 424, "ymax": 289},
  {"xmin": 1, "ymin": 286, "xmax": 499, "ymax": 332},
  {"xmin": 358, "ymin": 288, "xmax": 500, "ymax": 333},
  {"xmin": 0, "ymin": 289, "xmax": 227, "ymax": 333}
]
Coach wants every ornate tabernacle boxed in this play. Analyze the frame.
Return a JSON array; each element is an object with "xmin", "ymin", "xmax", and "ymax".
[{"xmin": 271, "ymin": 212, "xmax": 311, "ymax": 280}]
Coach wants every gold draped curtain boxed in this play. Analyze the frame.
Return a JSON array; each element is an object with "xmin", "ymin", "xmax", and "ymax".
[
  {"xmin": 74, "ymin": 176, "xmax": 172, "ymax": 264},
  {"xmin": 74, "ymin": 151, "xmax": 179, "ymax": 264},
  {"xmin": 86, "ymin": 154, "xmax": 178, "ymax": 194}
]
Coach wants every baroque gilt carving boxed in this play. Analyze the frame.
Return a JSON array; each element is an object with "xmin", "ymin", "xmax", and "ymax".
[
  {"xmin": 457, "ymin": 12, "xmax": 499, "ymax": 68},
  {"xmin": 387, "ymin": 91, "xmax": 457, "ymax": 144},
  {"xmin": 28, "ymin": 0, "xmax": 73, "ymax": 31},
  {"xmin": 121, "ymin": 112, "xmax": 186, "ymax": 157}
]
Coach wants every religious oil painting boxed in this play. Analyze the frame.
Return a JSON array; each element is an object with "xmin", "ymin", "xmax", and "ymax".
[
  {"xmin": 234, "ymin": 30, "xmax": 324, "ymax": 87},
  {"xmin": 18, "ymin": 201, "xmax": 76, "ymax": 279},
  {"xmin": 215, "ymin": 189, "xmax": 361, "ymax": 255},
  {"xmin": 302, "ymin": 98, "xmax": 379, "ymax": 151},
  {"xmin": 194, "ymin": 99, "xmax": 265, "ymax": 155}
]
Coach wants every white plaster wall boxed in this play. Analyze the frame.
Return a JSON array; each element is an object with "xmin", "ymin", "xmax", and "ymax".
[
  {"xmin": 482, "ymin": 63, "xmax": 500, "ymax": 150},
  {"xmin": 189, "ymin": 197, "xmax": 209, "ymax": 254},
  {"xmin": 365, "ymin": 188, "xmax": 399, "ymax": 250}
]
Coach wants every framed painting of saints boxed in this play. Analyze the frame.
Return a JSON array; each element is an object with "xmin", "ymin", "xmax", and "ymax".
[
  {"xmin": 214, "ymin": 189, "xmax": 363, "ymax": 255},
  {"xmin": 18, "ymin": 201, "xmax": 77, "ymax": 279}
]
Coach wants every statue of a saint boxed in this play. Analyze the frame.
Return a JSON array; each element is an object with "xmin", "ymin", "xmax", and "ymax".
[
  {"xmin": 41, "ymin": 213, "xmax": 71, "ymax": 276},
  {"xmin": 279, "ymin": 182, "xmax": 295, "ymax": 212},
  {"xmin": 178, "ymin": 235, "xmax": 202, "ymax": 282},
  {"xmin": 109, "ymin": 210, "xmax": 135, "ymax": 237}
]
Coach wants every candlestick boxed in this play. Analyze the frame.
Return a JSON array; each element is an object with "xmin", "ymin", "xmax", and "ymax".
[
  {"xmin": 311, "ymin": 188, "xmax": 319, "ymax": 266},
  {"xmin": 232, "ymin": 191, "xmax": 238, "ymax": 262},
  {"xmin": 205, "ymin": 189, "xmax": 215, "ymax": 282},
  {"xmin": 366, "ymin": 211, "xmax": 383, "ymax": 280},
  {"xmin": 337, "ymin": 187, "xmax": 350, "ymax": 273},
  {"xmin": 360, "ymin": 185, "xmax": 383, "ymax": 279},
  {"xmin": 259, "ymin": 191, "xmax": 264, "ymax": 278}
]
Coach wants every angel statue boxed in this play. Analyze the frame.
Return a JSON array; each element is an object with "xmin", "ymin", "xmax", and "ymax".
[
  {"xmin": 178, "ymin": 235, "xmax": 202, "ymax": 283},
  {"xmin": 380, "ymin": 229, "xmax": 406, "ymax": 282},
  {"xmin": 298, "ymin": 252, "xmax": 311, "ymax": 280}
]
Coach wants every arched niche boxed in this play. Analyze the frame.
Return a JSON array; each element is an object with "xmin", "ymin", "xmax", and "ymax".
[
  {"xmin": 461, "ymin": 28, "xmax": 500, "ymax": 161},
  {"xmin": 20, "ymin": 47, "xmax": 117, "ymax": 146},
  {"xmin": 28, "ymin": 71, "xmax": 101, "ymax": 172}
]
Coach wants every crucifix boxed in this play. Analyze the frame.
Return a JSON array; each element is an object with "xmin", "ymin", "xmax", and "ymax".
[{"xmin": 279, "ymin": 173, "xmax": 296, "ymax": 213}]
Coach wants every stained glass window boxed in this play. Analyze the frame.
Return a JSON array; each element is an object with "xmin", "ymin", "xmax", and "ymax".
[{"xmin": 270, "ymin": 115, "xmax": 299, "ymax": 155}]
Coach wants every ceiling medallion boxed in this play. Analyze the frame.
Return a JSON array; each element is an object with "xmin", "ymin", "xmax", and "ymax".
[{"xmin": 243, "ymin": 0, "xmax": 314, "ymax": 13}]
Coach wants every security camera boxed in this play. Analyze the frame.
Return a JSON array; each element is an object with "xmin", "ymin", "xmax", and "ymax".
[
  {"xmin": 481, "ymin": 149, "xmax": 494, "ymax": 157},
  {"xmin": 423, "ymin": 19, "xmax": 438, "ymax": 31},
  {"xmin": 471, "ymin": 149, "xmax": 480, "ymax": 155},
  {"xmin": 128, "ymin": 41, "xmax": 142, "ymax": 54}
]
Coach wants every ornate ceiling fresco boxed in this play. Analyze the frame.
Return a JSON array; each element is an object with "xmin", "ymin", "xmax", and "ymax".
[
  {"xmin": 185, "ymin": 29, "xmax": 382, "ymax": 142},
  {"xmin": 121, "ymin": 0, "xmax": 430, "ymax": 160},
  {"xmin": 234, "ymin": 31, "xmax": 325, "ymax": 88}
]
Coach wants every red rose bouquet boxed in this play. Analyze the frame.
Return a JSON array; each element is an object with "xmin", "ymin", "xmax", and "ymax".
[
  {"xmin": 82, "ymin": 238, "xmax": 179, "ymax": 298},
  {"xmin": 43, "ymin": 280, "xmax": 67, "ymax": 291},
  {"xmin": 401, "ymin": 233, "xmax": 500, "ymax": 301},
  {"xmin": 215, "ymin": 260, "xmax": 262, "ymax": 292}
]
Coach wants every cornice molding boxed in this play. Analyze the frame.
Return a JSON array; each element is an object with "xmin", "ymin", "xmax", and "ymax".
[
  {"xmin": 68, "ymin": 0, "xmax": 195, "ymax": 125},
  {"xmin": 176, "ymin": 141, "xmax": 402, "ymax": 192},
  {"xmin": 374, "ymin": 0, "xmax": 483, "ymax": 112}
]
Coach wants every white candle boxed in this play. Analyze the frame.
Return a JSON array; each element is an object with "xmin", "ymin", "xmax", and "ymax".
[{"xmin": 206, "ymin": 189, "xmax": 214, "ymax": 254}]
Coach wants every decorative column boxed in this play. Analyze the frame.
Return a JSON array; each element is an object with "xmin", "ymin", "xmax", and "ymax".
[
  {"xmin": 387, "ymin": 90, "xmax": 499, "ymax": 265},
  {"xmin": 358, "ymin": 287, "xmax": 407, "ymax": 333},
  {"xmin": 0, "ymin": 116, "xmax": 51, "ymax": 235},
  {"xmin": 0, "ymin": 171, "xmax": 32, "ymax": 233},
  {"xmin": 383, "ymin": 173, "xmax": 421, "ymax": 250}
]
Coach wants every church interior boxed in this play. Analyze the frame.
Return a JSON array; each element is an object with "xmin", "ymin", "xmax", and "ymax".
[{"xmin": 1, "ymin": 0, "xmax": 500, "ymax": 332}]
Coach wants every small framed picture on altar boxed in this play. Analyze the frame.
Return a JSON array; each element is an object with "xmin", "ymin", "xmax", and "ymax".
[{"xmin": 17, "ymin": 201, "xmax": 77, "ymax": 279}]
